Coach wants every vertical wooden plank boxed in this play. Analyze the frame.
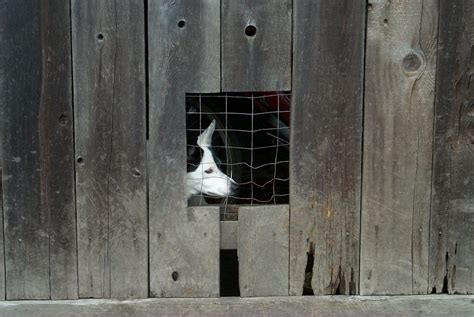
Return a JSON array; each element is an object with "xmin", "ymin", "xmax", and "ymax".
[
  {"xmin": 148, "ymin": 0, "xmax": 220, "ymax": 297},
  {"xmin": 238, "ymin": 205, "xmax": 289, "ymax": 297},
  {"xmin": 0, "ymin": 1, "xmax": 77, "ymax": 299},
  {"xmin": 290, "ymin": 0, "xmax": 365, "ymax": 295},
  {"xmin": 221, "ymin": 0, "xmax": 291, "ymax": 91},
  {"xmin": 0, "ymin": 168, "xmax": 5, "ymax": 300},
  {"xmin": 0, "ymin": 61, "xmax": 5, "ymax": 300},
  {"xmin": 72, "ymin": 0, "xmax": 147, "ymax": 299},
  {"xmin": 153, "ymin": 207, "xmax": 220, "ymax": 298},
  {"xmin": 220, "ymin": 221, "xmax": 238, "ymax": 250},
  {"xmin": 0, "ymin": 1, "xmax": 50, "ymax": 299},
  {"xmin": 44, "ymin": 1, "xmax": 78, "ymax": 300},
  {"xmin": 429, "ymin": 0, "xmax": 474, "ymax": 294},
  {"xmin": 361, "ymin": 0, "xmax": 438, "ymax": 295}
]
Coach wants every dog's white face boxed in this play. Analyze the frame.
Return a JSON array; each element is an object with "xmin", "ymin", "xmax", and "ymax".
[{"xmin": 186, "ymin": 120, "xmax": 236, "ymax": 199}]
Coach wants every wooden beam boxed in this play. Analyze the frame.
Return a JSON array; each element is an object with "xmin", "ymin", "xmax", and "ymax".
[{"xmin": 0, "ymin": 296, "xmax": 472, "ymax": 317}]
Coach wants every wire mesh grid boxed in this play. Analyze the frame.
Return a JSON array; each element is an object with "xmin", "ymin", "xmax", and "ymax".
[{"xmin": 186, "ymin": 92, "xmax": 291, "ymax": 218}]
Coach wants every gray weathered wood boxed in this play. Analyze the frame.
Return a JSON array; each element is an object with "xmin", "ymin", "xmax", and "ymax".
[
  {"xmin": 152, "ymin": 207, "xmax": 220, "ymax": 297},
  {"xmin": 0, "ymin": 296, "xmax": 473, "ymax": 317},
  {"xmin": 0, "ymin": 1, "xmax": 77, "ymax": 299},
  {"xmin": 221, "ymin": 0, "xmax": 291, "ymax": 91},
  {"xmin": 72, "ymin": 0, "xmax": 147, "ymax": 299},
  {"xmin": 0, "ymin": 167, "xmax": 4, "ymax": 300},
  {"xmin": 0, "ymin": 90, "xmax": 3, "ymax": 300},
  {"xmin": 238, "ymin": 205, "xmax": 289, "ymax": 297},
  {"xmin": 220, "ymin": 221, "xmax": 237, "ymax": 250},
  {"xmin": 290, "ymin": 0, "xmax": 365, "ymax": 295},
  {"xmin": 429, "ymin": 0, "xmax": 474, "ymax": 295},
  {"xmin": 361, "ymin": 0, "xmax": 438, "ymax": 295},
  {"xmin": 148, "ymin": 0, "xmax": 220, "ymax": 297}
]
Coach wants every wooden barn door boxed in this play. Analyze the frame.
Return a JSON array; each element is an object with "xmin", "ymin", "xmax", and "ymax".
[{"xmin": 2, "ymin": 0, "xmax": 474, "ymax": 301}]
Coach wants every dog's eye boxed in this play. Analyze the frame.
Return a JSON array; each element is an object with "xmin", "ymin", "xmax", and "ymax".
[{"xmin": 204, "ymin": 168, "xmax": 213, "ymax": 174}]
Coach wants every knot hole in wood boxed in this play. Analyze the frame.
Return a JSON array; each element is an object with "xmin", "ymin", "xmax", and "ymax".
[
  {"xmin": 245, "ymin": 25, "xmax": 257, "ymax": 37},
  {"xmin": 402, "ymin": 51, "xmax": 425, "ymax": 75}
]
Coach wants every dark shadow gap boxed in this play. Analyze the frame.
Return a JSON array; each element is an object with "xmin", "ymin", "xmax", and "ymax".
[
  {"xmin": 143, "ymin": 0, "xmax": 151, "ymax": 298},
  {"xmin": 442, "ymin": 251, "xmax": 449, "ymax": 293},
  {"xmin": 220, "ymin": 250, "xmax": 240, "ymax": 296},
  {"xmin": 334, "ymin": 278, "xmax": 342, "ymax": 295},
  {"xmin": 303, "ymin": 247, "xmax": 314, "ymax": 295},
  {"xmin": 442, "ymin": 274, "xmax": 449, "ymax": 293},
  {"xmin": 68, "ymin": 0, "xmax": 80, "ymax": 299},
  {"xmin": 358, "ymin": 0, "xmax": 371, "ymax": 295},
  {"xmin": 144, "ymin": 0, "xmax": 149, "ymax": 141}
]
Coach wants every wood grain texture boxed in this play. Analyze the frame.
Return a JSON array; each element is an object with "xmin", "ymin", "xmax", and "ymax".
[
  {"xmin": 221, "ymin": 0, "xmax": 291, "ymax": 91},
  {"xmin": 290, "ymin": 0, "xmax": 365, "ymax": 295},
  {"xmin": 429, "ymin": 0, "xmax": 474, "ymax": 295},
  {"xmin": 152, "ymin": 207, "xmax": 220, "ymax": 297},
  {"xmin": 148, "ymin": 0, "xmax": 220, "ymax": 297},
  {"xmin": 0, "ymin": 69, "xmax": 4, "ymax": 301},
  {"xmin": 361, "ymin": 0, "xmax": 438, "ymax": 295},
  {"xmin": 0, "ymin": 0, "xmax": 77, "ymax": 299},
  {"xmin": 220, "ymin": 221, "xmax": 237, "ymax": 250},
  {"xmin": 238, "ymin": 205, "xmax": 289, "ymax": 297},
  {"xmin": 0, "ymin": 296, "xmax": 473, "ymax": 317},
  {"xmin": 72, "ymin": 0, "xmax": 147, "ymax": 299},
  {"xmin": 0, "ymin": 167, "xmax": 4, "ymax": 300}
]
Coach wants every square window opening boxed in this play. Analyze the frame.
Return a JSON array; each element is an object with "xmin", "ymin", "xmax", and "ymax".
[{"xmin": 186, "ymin": 92, "xmax": 291, "ymax": 218}]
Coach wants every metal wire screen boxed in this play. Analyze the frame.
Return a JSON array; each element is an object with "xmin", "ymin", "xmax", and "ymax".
[{"xmin": 186, "ymin": 92, "xmax": 290, "ymax": 218}]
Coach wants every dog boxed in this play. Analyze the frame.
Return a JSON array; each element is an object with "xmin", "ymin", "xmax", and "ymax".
[{"xmin": 186, "ymin": 120, "xmax": 236, "ymax": 200}]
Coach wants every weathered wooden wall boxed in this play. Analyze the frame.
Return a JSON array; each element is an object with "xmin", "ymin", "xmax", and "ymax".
[{"xmin": 0, "ymin": 0, "xmax": 473, "ymax": 302}]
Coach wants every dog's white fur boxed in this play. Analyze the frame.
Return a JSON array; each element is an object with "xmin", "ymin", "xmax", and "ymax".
[{"xmin": 186, "ymin": 120, "xmax": 236, "ymax": 199}]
